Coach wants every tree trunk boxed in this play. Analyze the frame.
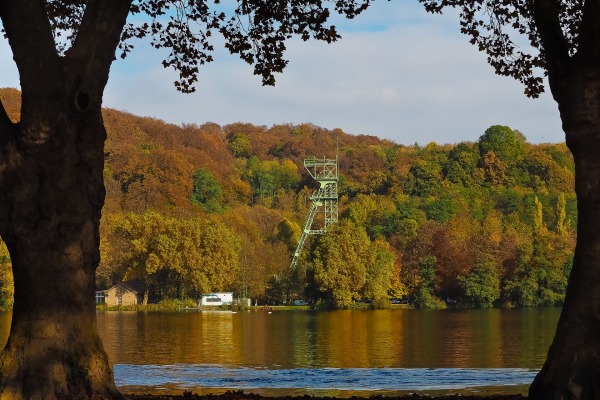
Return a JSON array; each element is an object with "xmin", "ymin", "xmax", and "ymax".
[
  {"xmin": 0, "ymin": 85, "xmax": 123, "ymax": 399},
  {"xmin": 0, "ymin": 2, "xmax": 132, "ymax": 398},
  {"xmin": 529, "ymin": 70, "xmax": 600, "ymax": 400}
]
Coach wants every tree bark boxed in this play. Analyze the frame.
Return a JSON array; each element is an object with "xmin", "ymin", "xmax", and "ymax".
[
  {"xmin": 0, "ymin": 1, "xmax": 132, "ymax": 398},
  {"xmin": 528, "ymin": 66, "xmax": 600, "ymax": 400},
  {"xmin": 529, "ymin": 140, "xmax": 600, "ymax": 399},
  {"xmin": 0, "ymin": 88, "xmax": 125, "ymax": 400},
  {"xmin": 527, "ymin": 1, "xmax": 600, "ymax": 398}
]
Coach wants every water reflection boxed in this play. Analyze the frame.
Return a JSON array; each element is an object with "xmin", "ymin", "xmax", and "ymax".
[
  {"xmin": 0, "ymin": 309, "xmax": 560, "ymax": 369},
  {"xmin": 0, "ymin": 308, "xmax": 561, "ymax": 394},
  {"xmin": 93, "ymin": 308, "xmax": 560, "ymax": 369}
]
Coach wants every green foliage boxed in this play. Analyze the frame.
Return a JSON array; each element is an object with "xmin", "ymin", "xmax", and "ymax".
[
  {"xmin": 77, "ymin": 113, "xmax": 576, "ymax": 309},
  {"xmin": 459, "ymin": 259, "xmax": 500, "ymax": 308},
  {"xmin": 418, "ymin": 255, "xmax": 437, "ymax": 290},
  {"xmin": 312, "ymin": 221, "xmax": 369, "ymax": 308},
  {"xmin": 502, "ymin": 237, "xmax": 569, "ymax": 307},
  {"xmin": 310, "ymin": 220, "xmax": 396, "ymax": 309},
  {"xmin": 406, "ymin": 160, "xmax": 442, "ymax": 196},
  {"xmin": 413, "ymin": 287, "xmax": 446, "ymax": 309},
  {"xmin": 229, "ymin": 133, "xmax": 252, "ymax": 158},
  {"xmin": 363, "ymin": 238, "xmax": 396, "ymax": 303},
  {"xmin": 264, "ymin": 276, "xmax": 287, "ymax": 305},
  {"xmin": 244, "ymin": 157, "xmax": 301, "ymax": 203},
  {"xmin": 480, "ymin": 150, "xmax": 508, "ymax": 186},
  {"xmin": 394, "ymin": 195, "xmax": 427, "ymax": 222},
  {"xmin": 424, "ymin": 197, "xmax": 458, "ymax": 223},
  {"xmin": 191, "ymin": 168, "xmax": 224, "ymax": 213},
  {"xmin": 478, "ymin": 125, "xmax": 525, "ymax": 166},
  {"xmin": 273, "ymin": 219, "xmax": 301, "ymax": 251},
  {"xmin": 97, "ymin": 298, "xmax": 197, "ymax": 311},
  {"xmin": 393, "ymin": 219, "xmax": 419, "ymax": 246},
  {"xmin": 346, "ymin": 194, "xmax": 379, "ymax": 227},
  {"xmin": 555, "ymin": 193, "xmax": 567, "ymax": 236},
  {"xmin": 495, "ymin": 188, "xmax": 521, "ymax": 216},
  {"xmin": 111, "ymin": 212, "xmax": 240, "ymax": 301},
  {"xmin": 139, "ymin": 143, "xmax": 155, "ymax": 154},
  {"xmin": 443, "ymin": 142, "xmax": 479, "ymax": 187}
]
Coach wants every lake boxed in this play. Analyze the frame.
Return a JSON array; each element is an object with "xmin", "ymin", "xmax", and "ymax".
[{"xmin": 0, "ymin": 308, "xmax": 561, "ymax": 396}]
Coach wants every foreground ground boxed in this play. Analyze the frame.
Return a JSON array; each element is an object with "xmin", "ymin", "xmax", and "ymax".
[{"xmin": 128, "ymin": 391, "xmax": 526, "ymax": 400}]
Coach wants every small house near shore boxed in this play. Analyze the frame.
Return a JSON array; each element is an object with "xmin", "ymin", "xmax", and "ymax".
[{"xmin": 102, "ymin": 280, "xmax": 145, "ymax": 306}]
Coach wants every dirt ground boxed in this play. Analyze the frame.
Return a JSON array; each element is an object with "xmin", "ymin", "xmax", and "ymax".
[{"xmin": 127, "ymin": 391, "xmax": 527, "ymax": 400}]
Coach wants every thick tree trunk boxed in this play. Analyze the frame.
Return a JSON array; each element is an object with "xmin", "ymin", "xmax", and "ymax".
[
  {"xmin": 529, "ymin": 70, "xmax": 600, "ymax": 400},
  {"xmin": 0, "ymin": 86, "xmax": 122, "ymax": 399},
  {"xmin": 0, "ymin": 2, "xmax": 133, "ymax": 398}
]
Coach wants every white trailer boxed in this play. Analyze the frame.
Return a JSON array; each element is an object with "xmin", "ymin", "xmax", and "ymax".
[{"xmin": 199, "ymin": 292, "xmax": 234, "ymax": 306}]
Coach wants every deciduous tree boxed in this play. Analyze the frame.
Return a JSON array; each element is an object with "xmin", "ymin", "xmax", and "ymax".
[
  {"xmin": 191, "ymin": 168, "xmax": 224, "ymax": 213},
  {"xmin": 0, "ymin": 0, "xmax": 371, "ymax": 397},
  {"xmin": 459, "ymin": 258, "xmax": 500, "ymax": 308},
  {"xmin": 363, "ymin": 238, "xmax": 396, "ymax": 306},
  {"xmin": 418, "ymin": 1, "xmax": 600, "ymax": 396},
  {"xmin": 312, "ymin": 220, "xmax": 370, "ymax": 308},
  {"xmin": 478, "ymin": 125, "xmax": 526, "ymax": 167}
]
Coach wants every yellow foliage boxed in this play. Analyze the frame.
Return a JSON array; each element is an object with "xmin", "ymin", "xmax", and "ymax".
[{"xmin": 0, "ymin": 237, "xmax": 14, "ymax": 309}]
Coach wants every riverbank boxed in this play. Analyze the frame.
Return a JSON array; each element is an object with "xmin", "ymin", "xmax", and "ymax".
[
  {"xmin": 96, "ymin": 303, "xmax": 314, "ymax": 312},
  {"xmin": 95, "ymin": 301, "xmax": 406, "ymax": 312},
  {"xmin": 128, "ymin": 391, "xmax": 526, "ymax": 400}
]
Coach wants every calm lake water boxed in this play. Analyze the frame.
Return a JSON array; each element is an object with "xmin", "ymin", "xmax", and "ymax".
[{"xmin": 0, "ymin": 308, "xmax": 561, "ymax": 396}]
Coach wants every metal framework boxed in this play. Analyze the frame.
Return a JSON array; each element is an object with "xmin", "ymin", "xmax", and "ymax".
[{"xmin": 290, "ymin": 156, "xmax": 338, "ymax": 270}]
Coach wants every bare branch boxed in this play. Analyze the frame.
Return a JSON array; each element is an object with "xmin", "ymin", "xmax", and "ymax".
[
  {"xmin": 532, "ymin": 0, "xmax": 571, "ymax": 97},
  {"xmin": 66, "ymin": 0, "xmax": 134, "ymax": 84},
  {"xmin": 0, "ymin": 0, "xmax": 59, "ymax": 89}
]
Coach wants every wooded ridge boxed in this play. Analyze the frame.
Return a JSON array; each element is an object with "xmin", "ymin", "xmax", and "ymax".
[{"xmin": 0, "ymin": 87, "xmax": 575, "ymax": 309}]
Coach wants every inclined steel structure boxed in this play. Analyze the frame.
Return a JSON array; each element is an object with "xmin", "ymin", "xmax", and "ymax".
[{"xmin": 290, "ymin": 155, "xmax": 339, "ymax": 270}]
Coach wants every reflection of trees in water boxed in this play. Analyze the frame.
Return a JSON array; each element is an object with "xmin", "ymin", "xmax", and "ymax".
[{"xmin": 93, "ymin": 309, "xmax": 560, "ymax": 370}]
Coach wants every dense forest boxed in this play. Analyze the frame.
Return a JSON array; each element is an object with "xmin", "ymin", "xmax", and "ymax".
[{"xmin": 0, "ymin": 87, "xmax": 576, "ymax": 309}]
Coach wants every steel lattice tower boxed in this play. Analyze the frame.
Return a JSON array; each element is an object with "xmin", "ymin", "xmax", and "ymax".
[{"xmin": 290, "ymin": 156, "xmax": 338, "ymax": 270}]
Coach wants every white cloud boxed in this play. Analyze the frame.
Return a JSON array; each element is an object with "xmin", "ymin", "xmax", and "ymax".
[{"xmin": 2, "ymin": 3, "xmax": 564, "ymax": 145}]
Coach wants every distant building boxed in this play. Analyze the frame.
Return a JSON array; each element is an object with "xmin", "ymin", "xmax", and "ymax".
[
  {"xmin": 199, "ymin": 292, "xmax": 233, "ymax": 306},
  {"xmin": 95, "ymin": 290, "xmax": 106, "ymax": 304},
  {"xmin": 103, "ymin": 280, "xmax": 145, "ymax": 306}
]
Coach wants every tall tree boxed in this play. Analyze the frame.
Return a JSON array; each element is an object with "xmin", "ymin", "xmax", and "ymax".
[
  {"xmin": 312, "ymin": 220, "xmax": 370, "ymax": 308},
  {"xmin": 191, "ymin": 168, "xmax": 224, "ymax": 213},
  {"xmin": 419, "ymin": 0, "xmax": 600, "ymax": 398},
  {"xmin": 478, "ymin": 125, "xmax": 526, "ymax": 166},
  {"xmin": 0, "ymin": 1, "xmax": 370, "ymax": 398},
  {"xmin": 310, "ymin": 219, "xmax": 395, "ymax": 308}
]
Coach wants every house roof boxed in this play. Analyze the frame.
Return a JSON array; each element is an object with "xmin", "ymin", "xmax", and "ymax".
[{"xmin": 116, "ymin": 279, "xmax": 145, "ymax": 294}]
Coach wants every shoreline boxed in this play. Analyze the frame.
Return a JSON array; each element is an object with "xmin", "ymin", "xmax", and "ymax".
[{"xmin": 127, "ymin": 391, "xmax": 527, "ymax": 400}]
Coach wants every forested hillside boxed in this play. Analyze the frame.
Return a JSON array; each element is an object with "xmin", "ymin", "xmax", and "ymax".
[{"xmin": 0, "ymin": 88, "xmax": 576, "ymax": 309}]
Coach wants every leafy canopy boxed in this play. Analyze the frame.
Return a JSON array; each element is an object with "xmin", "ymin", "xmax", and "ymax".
[
  {"xmin": 419, "ymin": 0, "xmax": 584, "ymax": 97},
  {"xmin": 37, "ymin": 0, "xmax": 372, "ymax": 92}
]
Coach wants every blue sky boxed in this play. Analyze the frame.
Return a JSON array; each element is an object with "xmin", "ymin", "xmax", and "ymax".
[{"xmin": 0, "ymin": 2, "xmax": 564, "ymax": 145}]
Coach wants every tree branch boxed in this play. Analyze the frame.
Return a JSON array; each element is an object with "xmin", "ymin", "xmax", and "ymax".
[
  {"xmin": 67, "ymin": 0, "xmax": 134, "ymax": 85},
  {"xmin": 0, "ymin": 0, "xmax": 59, "ymax": 90},
  {"xmin": 532, "ymin": 0, "xmax": 571, "ymax": 101},
  {"xmin": 0, "ymin": 99, "xmax": 16, "ymax": 236}
]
